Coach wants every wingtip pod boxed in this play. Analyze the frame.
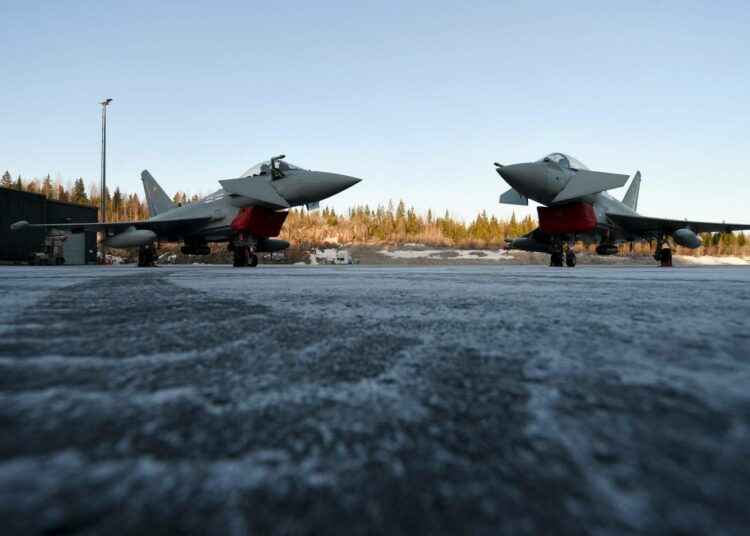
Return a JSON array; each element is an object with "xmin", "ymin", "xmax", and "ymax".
[{"xmin": 10, "ymin": 220, "xmax": 29, "ymax": 231}]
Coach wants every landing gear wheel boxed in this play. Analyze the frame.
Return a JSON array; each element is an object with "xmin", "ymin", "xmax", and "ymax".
[
  {"xmin": 550, "ymin": 251, "xmax": 564, "ymax": 267},
  {"xmin": 233, "ymin": 247, "xmax": 247, "ymax": 267},
  {"xmin": 137, "ymin": 246, "xmax": 156, "ymax": 267},
  {"xmin": 565, "ymin": 252, "xmax": 576, "ymax": 267},
  {"xmin": 248, "ymin": 253, "xmax": 259, "ymax": 267},
  {"xmin": 56, "ymin": 257, "xmax": 65, "ymax": 266}
]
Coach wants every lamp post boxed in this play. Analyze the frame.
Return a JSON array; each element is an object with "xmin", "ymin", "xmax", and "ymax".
[{"xmin": 100, "ymin": 98, "xmax": 112, "ymax": 264}]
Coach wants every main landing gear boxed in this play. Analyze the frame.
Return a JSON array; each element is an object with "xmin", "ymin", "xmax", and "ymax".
[
  {"xmin": 230, "ymin": 243, "xmax": 258, "ymax": 267},
  {"xmin": 137, "ymin": 245, "xmax": 157, "ymax": 267},
  {"xmin": 651, "ymin": 229, "xmax": 673, "ymax": 267},
  {"xmin": 653, "ymin": 239, "xmax": 673, "ymax": 267},
  {"xmin": 550, "ymin": 239, "xmax": 576, "ymax": 267},
  {"xmin": 550, "ymin": 251, "xmax": 564, "ymax": 267},
  {"xmin": 549, "ymin": 251, "xmax": 576, "ymax": 267}
]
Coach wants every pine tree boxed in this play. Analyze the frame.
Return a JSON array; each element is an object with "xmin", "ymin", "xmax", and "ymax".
[
  {"xmin": 396, "ymin": 200, "xmax": 406, "ymax": 223},
  {"xmin": 15, "ymin": 175, "xmax": 22, "ymax": 190},
  {"xmin": 1, "ymin": 170, "xmax": 11, "ymax": 188},
  {"xmin": 509, "ymin": 212, "xmax": 519, "ymax": 237},
  {"xmin": 57, "ymin": 182, "xmax": 69, "ymax": 202},
  {"xmin": 129, "ymin": 193, "xmax": 142, "ymax": 220},
  {"xmin": 113, "ymin": 187, "xmax": 123, "ymax": 220},
  {"xmin": 42, "ymin": 174, "xmax": 53, "ymax": 198},
  {"xmin": 73, "ymin": 178, "xmax": 88, "ymax": 203}
]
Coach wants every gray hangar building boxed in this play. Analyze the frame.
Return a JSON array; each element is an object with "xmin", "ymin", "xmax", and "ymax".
[{"xmin": 0, "ymin": 187, "xmax": 98, "ymax": 264}]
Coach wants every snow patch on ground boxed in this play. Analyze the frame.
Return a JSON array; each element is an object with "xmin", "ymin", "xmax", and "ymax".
[
  {"xmin": 378, "ymin": 248, "xmax": 514, "ymax": 260},
  {"xmin": 675, "ymin": 255, "xmax": 750, "ymax": 265},
  {"xmin": 309, "ymin": 248, "xmax": 341, "ymax": 265},
  {"xmin": 158, "ymin": 253, "xmax": 178, "ymax": 264}
]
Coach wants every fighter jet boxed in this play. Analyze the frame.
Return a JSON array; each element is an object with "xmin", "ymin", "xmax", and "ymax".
[
  {"xmin": 11, "ymin": 155, "xmax": 361, "ymax": 267},
  {"xmin": 496, "ymin": 152, "xmax": 750, "ymax": 266}
]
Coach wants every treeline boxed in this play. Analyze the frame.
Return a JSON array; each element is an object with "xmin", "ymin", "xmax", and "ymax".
[
  {"xmin": 281, "ymin": 201, "xmax": 536, "ymax": 248},
  {"xmin": 281, "ymin": 203, "xmax": 749, "ymax": 255},
  {"xmin": 1, "ymin": 170, "xmax": 198, "ymax": 222},
  {"xmin": 4, "ymin": 170, "xmax": 747, "ymax": 255}
]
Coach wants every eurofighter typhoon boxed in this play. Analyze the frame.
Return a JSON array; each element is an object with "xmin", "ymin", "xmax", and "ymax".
[
  {"xmin": 11, "ymin": 156, "xmax": 361, "ymax": 267},
  {"xmin": 496, "ymin": 153, "xmax": 750, "ymax": 266}
]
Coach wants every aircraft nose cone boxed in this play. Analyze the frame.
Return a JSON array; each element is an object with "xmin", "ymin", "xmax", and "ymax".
[
  {"xmin": 497, "ymin": 163, "xmax": 542, "ymax": 195},
  {"xmin": 298, "ymin": 171, "xmax": 362, "ymax": 205},
  {"xmin": 318, "ymin": 172, "xmax": 362, "ymax": 196}
]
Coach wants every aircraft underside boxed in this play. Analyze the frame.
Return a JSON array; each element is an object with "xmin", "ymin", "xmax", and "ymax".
[
  {"xmin": 508, "ymin": 224, "xmax": 673, "ymax": 267},
  {"xmin": 135, "ymin": 206, "xmax": 293, "ymax": 268}
]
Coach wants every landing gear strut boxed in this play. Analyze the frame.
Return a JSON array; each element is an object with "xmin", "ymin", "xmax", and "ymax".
[
  {"xmin": 654, "ymin": 241, "xmax": 672, "ymax": 267},
  {"xmin": 652, "ymin": 230, "xmax": 672, "ymax": 267}
]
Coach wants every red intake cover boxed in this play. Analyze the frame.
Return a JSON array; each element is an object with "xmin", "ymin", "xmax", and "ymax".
[
  {"xmin": 231, "ymin": 206, "xmax": 288, "ymax": 237},
  {"xmin": 537, "ymin": 203, "xmax": 597, "ymax": 235}
]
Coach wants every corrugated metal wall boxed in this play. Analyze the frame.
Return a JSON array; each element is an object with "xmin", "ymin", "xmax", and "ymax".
[
  {"xmin": 0, "ymin": 187, "xmax": 47, "ymax": 262},
  {"xmin": 1, "ymin": 188, "xmax": 99, "ymax": 263}
]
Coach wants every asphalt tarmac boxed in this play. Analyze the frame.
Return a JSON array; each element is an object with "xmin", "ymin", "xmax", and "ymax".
[{"xmin": 1, "ymin": 265, "xmax": 749, "ymax": 535}]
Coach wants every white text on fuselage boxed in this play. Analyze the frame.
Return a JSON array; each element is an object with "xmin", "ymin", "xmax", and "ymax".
[{"xmin": 203, "ymin": 193, "xmax": 225, "ymax": 204}]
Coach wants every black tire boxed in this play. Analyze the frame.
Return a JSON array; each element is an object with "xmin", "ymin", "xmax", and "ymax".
[
  {"xmin": 56, "ymin": 257, "xmax": 65, "ymax": 265},
  {"xmin": 550, "ymin": 252, "xmax": 564, "ymax": 267},
  {"xmin": 40, "ymin": 259, "xmax": 49, "ymax": 266},
  {"xmin": 565, "ymin": 253, "xmax": 576, "ymax": 267},
  {"xmin": 233, "ymin": 248, "xmax": 246, "ymax": 267},
  {"xmin": 248, "ymin": 253, "xmax": 259, "ymax": 267}
]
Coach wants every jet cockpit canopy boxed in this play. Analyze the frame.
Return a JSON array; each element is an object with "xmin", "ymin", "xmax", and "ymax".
[
  {"xmin": 241, "ymin": 160, "xmax": 302, "ymax": 178},
  {"xmin": 536, "ymin": 153, "xmax": 589, "ymax": 170}
]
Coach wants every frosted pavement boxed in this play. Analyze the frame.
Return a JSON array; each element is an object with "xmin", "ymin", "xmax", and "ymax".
[{"xmin": 1, "ymin": 265, "xmax": 749, "ymax": 534}]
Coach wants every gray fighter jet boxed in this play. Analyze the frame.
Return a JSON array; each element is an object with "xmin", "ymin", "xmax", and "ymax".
[
  {"xmin": 11, "ymin": 155, "xmax": 361, "ymax": 267},
  {"xmin": 496, "ymin": 152, "xmax": 750, "ymax": 266}
]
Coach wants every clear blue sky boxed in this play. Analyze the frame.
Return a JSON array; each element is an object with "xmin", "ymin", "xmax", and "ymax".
[{"xmin": 2, "ymin": 0, "xmax": 749, "ymax": 223}]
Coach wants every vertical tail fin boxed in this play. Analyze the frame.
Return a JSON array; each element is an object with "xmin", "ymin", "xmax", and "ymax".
[
  {"xmin": 141, "ymin": 170, "xmax": 176, "ymax": 217},
  {"xmin": 622, "ymin": 171, "xmax": 641, "ymax": 211}
]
